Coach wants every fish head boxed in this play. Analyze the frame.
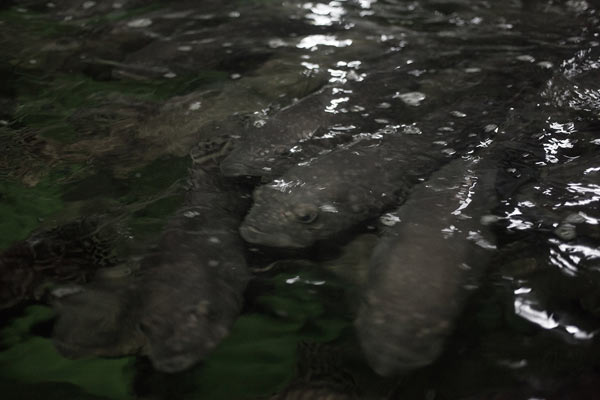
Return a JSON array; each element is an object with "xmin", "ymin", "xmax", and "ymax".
[
  {"xmin": 52, "ymin": 283, "xmax": 144, "ymax": 358},
  {"xmin": 139, "ymin": 300, "xmax": 230, "ymax": 373},
  {"xmin": 240, "ymin": 178, "xmax": 372, "ymax": 248},
  {"xmin": 138, "ymin": 268, "xmax": 238, "ymax": 373}
]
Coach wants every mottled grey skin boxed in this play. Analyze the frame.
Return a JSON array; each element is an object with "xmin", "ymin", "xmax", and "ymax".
[
  {"xmin": 355, "ymin": 156, "xmax": 498, "ymax": 376},
  {"xmin": 271, "ymin": 342, "xmax": 359, "ymax": 400},
  {"xmin": 52, "ymin": 272, "xmax": 145, "ymax": 359},
  {"xmin": 237, "ymin": 53, "xmax": 531, "ymax": 248},
  {"xmin": 52, "ymin": 168, "xmax": 250, "ymax": 373},
  {"xmin": 135, "ymin": 168, "xmax": 250, "ymax": 373},
  {"xmin": 220, "ymin": 72, "xmax": 417, "ymax": 178},
  {"xmin": 240, "ymin": 133, "xmax": 450, "ymax": 248},
  {"xmin": 220, "ymin": 87, "xmax": 333, "ymax": 177}
]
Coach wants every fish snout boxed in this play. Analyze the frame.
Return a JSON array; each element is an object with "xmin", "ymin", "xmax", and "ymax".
[{"xmin": 239, "ymin": 224, "xmax": 265, "ymax": 244}]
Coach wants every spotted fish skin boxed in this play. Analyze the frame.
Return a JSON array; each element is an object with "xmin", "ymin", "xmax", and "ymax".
[
  {"xmin": 220, "ymin": 86, "xmax": 334, "ymax": 178},
  {"xmin": 270, "ymin": 342, "xmax": 360, "ymax": 400},
  {"xmin": 220, "ymin": 72, "xmax": 419, "ymax": 179},
  {"xmin": 239, "ymin": 131, "xmax": 451, "ymax": 249},
  {"xmin": 355, "ymin": 156, "xmax": 498, "ymax": 376},
  {"xmin": 0, "ymin": 217, "xmax": 118, "ymax": 310},
  {"xmin": 51, "ymin": 168, "xmax": 251, "ymax": 373},
  {"xmin": 236, "ymin": 51, "xmax": 542, "ymax": 249},
  {"xmin": 135, "ymin": 167, "xmax": 250, "ymax": 373}
]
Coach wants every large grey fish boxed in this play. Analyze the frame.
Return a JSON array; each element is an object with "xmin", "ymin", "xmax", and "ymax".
[
  {"xmin": 51, "ymin": 265, "xmax": 145, "ymax": 359},
  {"xmin": 52, "ymin": 167, "xmax": 250, "ymax": 373},
  {"xmin": 237, "ymin": 48, "xmax": 552, "ymax": 248},
  {"xmin": 219, "ymin": 46, "xmax": 549, "ymax": 180},
  {"xmin": 239, "ymin": 125, "xmax": 468, "ymax": 248},
  {"xmin": 134, "ymin": 168, "xmax": 250, "ymax": 373},
  {"xmin": 220, "ymin": 72, "xmax": 419, "ymax": 178},
  {"xmin": 354, "ymin": 155, "xmax": 498, "ymax": 376},
  {"xmin": 220, "ymin": 85, "xmax": 337, "ymax": 177}
]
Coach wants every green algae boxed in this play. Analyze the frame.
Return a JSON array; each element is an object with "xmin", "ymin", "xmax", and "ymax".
[
  {"xmin": 0, "ymin": 306, "xmax": 135, "ymax": 400},
  {"xmin": 129, "ymin": 194, "xmax": 185, "ymax": 238},
  {"xmin": 0, "ymin": 272, "xmax": 350, "ymax": 400},
  {"xmin": 120, "ymin": 157, "xmax": 189, "ymax": 238},
  {"xmin": 2, "ymin": 4, "xmax": 351, "ymax": 399},
  {"xmin": 0, "ymin": 380, "xmax": 111, "ymax": 400},
  {"xmin": 0, "ymin": 176, "xmax": 64, "ymax": 251},
  {"xmin": 0, "ymin": 306, "xmax": 56, "ymax": 348},
  {"xmin": 14, "ymin": 72, "xmax": 226, "ymax": 143}
]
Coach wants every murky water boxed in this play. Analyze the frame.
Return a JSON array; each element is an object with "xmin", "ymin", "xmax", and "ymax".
[{"xmin": 1, "ymin": 0, "xmax": 600, "ymax": 399}]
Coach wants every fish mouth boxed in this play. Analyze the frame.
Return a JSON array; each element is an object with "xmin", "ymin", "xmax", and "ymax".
[{"xmin": 239, "ymin": 224, "xmax": 309, "ymax": 248}]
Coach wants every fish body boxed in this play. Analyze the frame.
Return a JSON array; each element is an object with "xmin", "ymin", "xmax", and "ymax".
[
  {"xmin": 52, "ymin": 168, "xmax": 250, "ymax": 373},
  {"xmin": 239, "ymin": 131, "xmax": 452, "ymax": 249},
  {"xmin": 355, "ymin": 155, "xmax": 497, "ymax": 376},
  {"xmin": 236, "ymin": 51, "xmax": 538, "ymax": 248},
  {"xmin": 134, "ymin": 168, "xmax": 250, "ymax": 373},
  {"xmin": 220, "ymin": 71, "xmax": 418, "ymax": 178},
  {"xmin": 51, "ymin": 271, "xmax": 145, "ymax": 359},
  {"xmin": 220, "ymin": 86, "xmax": 335, "ymax": 177}
]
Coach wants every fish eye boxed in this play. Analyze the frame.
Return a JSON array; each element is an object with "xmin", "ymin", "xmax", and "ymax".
[{"xmin": 293, "ymin": 204, "xmax": 319, "ymax": 224}]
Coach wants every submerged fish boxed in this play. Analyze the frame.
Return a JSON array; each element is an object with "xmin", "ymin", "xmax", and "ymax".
[
  {"xmin": 237, "ymin": 49, "xmax": 544, "ymax": 248},
  {"xmin": 135, "ymin": 169, "xmax": 250, "ymax": 373},
  {"xmin": 220, "ymin": 86, "xmax": 334, "ymax": 177},
  {"xmin": 220, "ymin": 72, "xmax": 417, "ymax": 178},
  {"xmin": 51, "ymin": 267, "xmax": 145, "ymax": 359},
  {"xmin": 355, "ymin": 155, "xmax": 498, "ymax": 376},
  {"xmin": 239, "ymin": 131, "xmax": 455, "ymax": 248},
  {"xmin": 52, "ymin": 168, "xmax": 250, "ymax": 373}
]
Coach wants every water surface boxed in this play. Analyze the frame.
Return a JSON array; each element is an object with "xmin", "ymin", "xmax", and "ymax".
[{"xmin": 1, "ymin": 1, "xmax": 600, "ymax": 399}]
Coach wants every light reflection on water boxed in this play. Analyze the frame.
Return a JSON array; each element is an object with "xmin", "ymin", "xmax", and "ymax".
[
  {"xmin": 551, "ymin": 239, "xmax": 600, "ymax": 264},
  {"xmin": 513, "ymin": 288, "xmax": 597, "ymax": 340},
  {"xmin": 563, "ymin": 182, "xmax": 600, "ymax": 206},
  {"xmin": 303, "ymin": 1, "xmax": 346, "ymax": 26},
  {"xmin": 2, "ymin": 0, "xmax": 600, "ymax": 398},
  {"xmin": 296, "ymin": 34, "xmax": 353, "ymax": 50},
  {"xmin": 285, "ymin": 275, "xmax": 327, "ymax": 285}
]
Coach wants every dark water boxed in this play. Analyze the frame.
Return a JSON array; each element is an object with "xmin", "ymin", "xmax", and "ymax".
[{"xmin": 1, "ymin": 0, "xmax": 600, "ymax": 399}]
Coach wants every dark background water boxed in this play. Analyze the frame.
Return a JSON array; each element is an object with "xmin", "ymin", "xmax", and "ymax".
[{"xmin": 1, "ymin": 0, "xmax": 600, "ymax": 399}]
